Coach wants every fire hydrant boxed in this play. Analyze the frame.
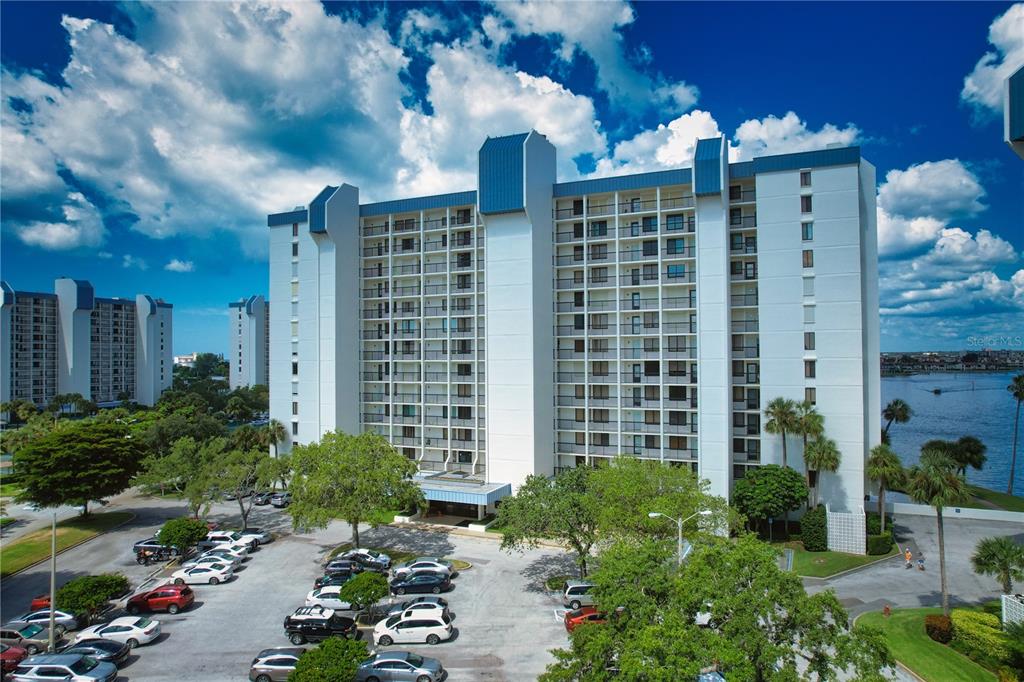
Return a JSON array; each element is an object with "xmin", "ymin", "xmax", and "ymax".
[{"xmin": 883, "ymin": 604, "xmax": 892, "ymax": 618}]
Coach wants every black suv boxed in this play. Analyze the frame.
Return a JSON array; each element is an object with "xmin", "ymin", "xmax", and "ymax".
[{"xmin": 283, "ymin": 606, "xmax": 358, "ymax": 645}]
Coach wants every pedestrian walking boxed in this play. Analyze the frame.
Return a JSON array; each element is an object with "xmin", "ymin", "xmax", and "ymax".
[
  {"xmin": 904, "ymin": 547, "xmax": 913, "ymax": 569},
  {"xmin": 917, "ymin": 555, "xmax": 925, "ymax": 572}
]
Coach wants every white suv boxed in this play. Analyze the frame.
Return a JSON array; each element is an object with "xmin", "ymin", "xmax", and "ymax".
[
  {"xmin": 207, "ymin": 531, "xmax": 258, "ymax": 551},
  {"xmin": 373, "ymin": 612, "xmax": 453, "ymax": 646}
]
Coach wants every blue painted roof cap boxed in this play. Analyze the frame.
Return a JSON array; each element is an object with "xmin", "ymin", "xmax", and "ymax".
[
  {"xmin": 694, "ymin": 137, "xmax": 724, "ymax": 196},
  {"xmin": 309, "ymin": 185, "xmax": 339, "ymax": 233},
  {"xmin": 479, "ymin": 132, "xmax": 529, "ymax": 215}
]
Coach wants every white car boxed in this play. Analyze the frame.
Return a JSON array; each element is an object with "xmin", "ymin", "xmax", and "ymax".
[
  {"xmin": 304, "ymin": 586, "xmax": 359, "ymax": 611},
  {"xmin": 373, "ymin": 612, "xmax": 453, "ymax": 646},
  {"xmin": 208, "ymin": 543, "xmax": 248, "ymax": 560},
  {"xmin": 391, "ymin": 558, "xmax": 454, "ymax": 579},
  {"xmin": 392, "ymin": 602, "xmax": 449, "ymax": 621},
  {"xmin": 170, "ymin": 563, "xmax": 233, "ymax": 585},
  {"xmin": 229, "ymin": 527, "xmax": 272, "ymax": 545},
  {"xmin": 73, "ymin": 616, "xmax": 161, "ymax": 648},
  {"xmin": 207, "ymin": 531, "xmax": 257, "ymax": 551},
  {"xmin": 183, "ymin": 551, "xmax": 241, "ymax": 569}
]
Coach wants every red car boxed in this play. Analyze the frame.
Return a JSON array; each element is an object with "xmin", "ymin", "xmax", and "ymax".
[
  {"xmin": 564, "ymin": 606, "xmax": 606, "ymax": 633},
  {"xmin": 126, "ymin": 584, "xmax": 195, "ymax": 615},
  {"xmin": 29, "ymin": 595, "xmax": 50, "ymax": 610},
  {"xmin": 1, "ymin": 642, "xmax": 28, "ymax": 675}
]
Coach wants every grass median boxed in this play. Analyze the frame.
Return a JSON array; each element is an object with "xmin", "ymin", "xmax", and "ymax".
[
  {"xmin": 775, "ymin": 541, "xmax": 901, "ymax": 578},
  {"xmin": 967, "ymin": 485, "xmax": 1024, "ymax": 512},
  {"xmin": 0, "ymin": 511, "xmax": 134, "ymax": 578},
  {"xmin": 328, "ymin": 543, "xmax": 472, "ymax": 571}
]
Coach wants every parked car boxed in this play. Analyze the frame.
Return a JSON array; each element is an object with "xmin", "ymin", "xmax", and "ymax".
[
  {"xmin": 131, "ymin": 538, "xmax": 179, "ymax": 556},
  {"xmin": 391, "ymin": 558, "xmax": 454, "ymax": 579},
  {"xmin": 206, "ymin": 530, "xmax": 259, "ymax": 551},
  {"xmin": 182, "ymin": 552, "xmax": 241, "ymax": 570},
  {"xmin": 171, "ymin": 563, "xmax": 233, "ymax": 585},
  {"xmin": 72, "ymin": 617, "xmax": 160, "ymax": 649},
  {"xmin": 248, "ymin": 647, "xmax": 305, "ymax": 682},
  {"xmin": 252, "ymin": 491, "xmax": 274, "ymax": 506},
  {"xmin": 339, "ymin": 548, "xmax": 391, "ymax": 571},
  {"xmin": 28, "ymin": 596, "xmax": 49, "ymax": 611},
  {"xmin": 564, "ymin": 606, "xmax": 606, "ymax": 633},
  {"xmin": 0, "ymin": 643, "xmax": 28, "ymax": 676},
  {"xmin": 373, "ymin": 612, "xmax": 453, "ymax": 646},
  {"xmin": 313, "ymin": 572, "xmax": 354, "ymax": 589},
  {"xmin": 223, "ymin": 489, "xmax": 253, "ymax": 501},
  {"xmin": 7, "ymin": 653, "xmax": 117, "ymax": 682},
  {"xmin": 391, "ymin": 603, "xmax": 449, "ymax": 623},
  {"xmin": 387, "ymin": 597, "xmax": 449, "ymax": 618},
  {"xmin": 200, "ymin": 543, "xmax": 249, "ymax": 561},
  {"xmin": 561, "ymin": 580, "xmax": 595, "ymax": 610},
  {"xmin": 270, "ymin": 492, "xmax": 291, "ymax": 508},
  {"xmin": 282, "ymin": 606, "xmax": 357, "ymax": 645},
  {"xmin": 232, "ymin": 527, "xmax": 272, "ymax": 545},
  {"xmin": 324, "ymin": 559, "xmax": 361, "ymax": 574},
  {"xmin": 5, "ymin": 610, "xmax": 78, "ymax": 633},
  {"xmin": 354, "ymin": 651, "xmax": 447, "ymax": 682},
  {"xmin": 389, "ymin": 573, "xmax": 450, "ymax": 596},
  {"xmin": 0, "ymin": 625, "xmax": 64, "ymax": 655},
  {"xmin": 58, "ymin": 639, "xmax": 131, "ymax": 667},
  {"xmin": 126, "ymin": 585, "xmax": 194, "ymax": 615},
  {"xmin": 304, "ymin": 586, "xmax": 359, "ymax": 611}
]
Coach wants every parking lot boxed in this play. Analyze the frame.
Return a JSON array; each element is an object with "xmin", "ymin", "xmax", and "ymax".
[{"xmin": 4, "ymin": 495, "xmax": 576, "ymax": 680}]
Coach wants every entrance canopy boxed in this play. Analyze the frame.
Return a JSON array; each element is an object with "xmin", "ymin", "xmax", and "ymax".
[{"xmin": 414, "ymin": 471, "xmax": 511, "ymax": 506}]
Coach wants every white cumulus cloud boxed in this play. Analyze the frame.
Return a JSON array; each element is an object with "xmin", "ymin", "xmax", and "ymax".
[
  {"xmin": 164, "ymin": 259, "xmax": 195, "ymax": 273},
  {"xmin": 732, "ymin": 111, "xmax": 860, "ymax": 161},
  {"xmin": 14, "ymin": 192, "xmax": 106, "ymax": 250},
  {"xmin": 122, "ymin": 254, "xmax": 148, "ymax": 270},
  {"xmin": 960, "ymin": 3, "xmax": 1024, "ymax": 118},
  {"xmin": 878, "ymin": 159, "xmax": 986, "ymax": 221}
]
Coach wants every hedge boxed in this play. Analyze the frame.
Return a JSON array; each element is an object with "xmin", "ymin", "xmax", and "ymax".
[
  {"xmin": 56, "ymin": 573, "xmax": 130, "ymax": 621},
  {"xmin": 865, "ymin": 511, "xmax": 882, "ymax": 536},
  {"xmin": 801, "ymin": 506, "xmax": 828, "ymax": 551},
  {"xmin": 924, "ymin": 614, "xmax": 952, "ymax": 644},
  {"xmin": 951, "ymin": 608, "xmax": 1013, "ymax": 667},
  {"xmin": 867, "ymin": 532, "xmax": 893, "ymax": 555}
]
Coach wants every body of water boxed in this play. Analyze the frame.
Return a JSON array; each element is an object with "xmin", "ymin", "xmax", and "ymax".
[{"xmin": 882, "ymin": 371, "xmax": 1023, "ymax": 494}]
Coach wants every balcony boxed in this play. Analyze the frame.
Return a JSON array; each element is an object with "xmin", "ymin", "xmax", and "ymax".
[
  {"xmin": 663, "ymin": 373, "xmax": 695, "ymax": 384},
  {"xmin": 662, "ymin": 296, "xmax": 696, "ymax": 310},
  {"xmin": 730, "ymin": 270, "xmax": 758, "ymax": 282},
  {"xmin": 556, "ymin": 442, "xmax": 588, "ymax": 454},
  {"xmin": 555, "ymin": 229, "xmax": 584, "ymax": 243},
  {"xmin": 730, "ymin": 241, "xmax": 757, "ymax": 255},
  {"xmin": 663, "ymin": 422, "xmax": 697, "ymax": 435},
  {"xmin": 732, "ymin": 373, "xmax": 761, "ymax": 385},
  {"xmin": 732, "ymin": 401, "xmax": 761, "ymax": 411},
  {"xmin": 394, "ymin": 351, "xmax": 422, "ymax": 360},
  {"xmin": 729, "ymin": 188, "xmax": 756, "ymax": 203},
  {"xmin": 362, "ymin": 245, "xmax": 389, "ymax": 257},
  {"xmin": 362, "ymin": 222, "xmax": 389, "ymax": 236},
  {"xmin": 587, "ymin": 202, "xmax": 616, "ymax": 217},
  {"xmin": 393, "ymin": 285, "xmax": 422, "ymax": 297},
  {"xmin": 732, "ymin": 345, "xmax": 760, "ymax": 359},
  {"xmin": 663, "ymin": 246, "xmax": 696, "ymax": 259},
  {"xmin": 621, "ymin": 348, "xmax": 661, "ymax": 360},
  {"xmin": 589, "ymin": 443, "xmax": 620, "ymax": 455},
  {"xmin": 393, "ymin": 220, "xmax": 420, "ymax": 234},
  {"xmin": 621, "ymin": 421, "xmax": 662, "ymax": 434},
  {"xmin": 423, "ymin": 351, "xmax": 448, "ymax": 360},
  {"xmin": 730, "ymin": 293, "xmax": 758, "ymax": 307},
  {"xmin": 556, "ymin": 395, "xmax": 586, "ymax": 406},
  {"xmin": 618, "ymin": 198, "xmax": 658, "ymax": 214},
  {"xmin": 663, "ymin": 347, "xmax": 697, "ymax": 359},
  {"xmin": 663, "ymin": 217, "xmax": 696, "ymax": 233},
  {"xmin": 424, "ymin": 284, "xmax": 448, "ymax": 296},
  {"xmin": 621, "ymin": 325, "xmax": 660, "ymax": 336},
  {"xmin": 664, "ymin": 399, "xmax": 696, "ymax": 410},
  {"xmin": 661, "ymin": 195, "xmax": 695, "ymax": 210},
  {"xmin": 553, "ymin": 206, "xmax": 584, "ymax": 220},
  {"xmin": 588, "ymin": 324, "xmax": 617, "ymax": 336},
  {"xmin": 392, "ymin": 371, "xmax": 422, "ymax": 382},
  {"xmin": 422, "ymin": 262, "xmax": 447, "ymax": 274},
  {"xmin": 423, "ymin": 239, "xmax": 446, "ymax": 253},
  {"xmin": 557, "ymin": 371, "xmax": 586, "ymax": 382},
  {"xmin": 618, "ymin": 273, "xmax": 660, "ymax": 287},
  {"xmin": 618, "ymin": 248, "xmax": 658, "ymax": 263},
  {"xmin": 588, "ymin": 374, "xmax": 617, "ymax": 384},
  {"xmin": 556, "ymin": 279, "xmax": 585, "ymax": 291},
  {"xmin": 617, "ymin": 226, "xmax": 661, "ymax": 239},
  {"xmin": 731, "ymin": 320, "xmax": 759, "ymax": 333},
  {"xmin": 618, "ymin": 296, "xmax": 658, "ymax": 310},
  {"xmin": 729, "ymin": 215, "xmax": 757, "ymax": 229},
  {"xmin": 733, "ymin": 425, "xmax": 761, "ymax": 437},
  {"xmin": 392, "ymin": 436, "xmax": 420, "ymax": 446},
  {"xmin": 393, "ymin": 415, "xmax": 422, "ymax": 425},
  {"xmin": 621, "ymin": 374, "xmax": 661, "ymax": 385}
]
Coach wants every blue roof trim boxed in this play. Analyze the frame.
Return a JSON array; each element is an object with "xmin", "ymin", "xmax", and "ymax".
[
  {"xmin": 72, "ymin": 279, "xmax": 95, "ymax": 311},
  {"xmin": 553, "ymin": 168, "xmax": 692, "ymax": 197},
  {"xmin": 229, "ymin": 301, "xmax": 246, "ymax": 308},
  {"xmin": 1008, "ymin": 65, "xmax": 1024, "ymax": 142},
  {"xmin": 694, "ymin": 137, "xmax": 723, "ymax": 196},
  {"xmin": 267, "ymin": 209, "xmax": 307, "ymax": 227},
  {"xmin": 420, "ymin": 482, "xmax": 512, "ymax": 505},
  {"xmin": 309, "ymin": 186, "xmax": 338, "ymax": 233},
  {"xmin": 479, "ymin": 133, "xmax": 528, "ymax": 214},
  {"xmin": 156, "ymin": 301, "xmax": 173, "ymax": 309},
  {"xmin": 752, "ymin": 146, "xmax": 860, "ymax": 174},
  {"xmin": 359, "ymin": 190, "xmax": 477, "ymax": 218},
  {"xmin": 729, "ymin": 161, "xmax": 755, "ymax": 179}
]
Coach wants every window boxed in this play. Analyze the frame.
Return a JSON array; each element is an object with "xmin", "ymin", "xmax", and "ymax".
[
  {"xmin": 291, "ymin": 422, "xmax": 299, "ymax": 436},
  {"xmin": 804, "ymin": 332, "xmax": 815, "ymax": 350},
  {"xmin": 291, "ymin": 242, "xmax": 299, "ymax": 257},
  {"xmin": 667, "ymin": 264, "xmax": 686, "ymax": 280},
  {"xmin": 803, "ymin": 277, "xmax": 815, "ymax": 297},
  {"xmin": 801, "ymin": 195, "xmax": 812, "ymax": 213},
  {"xmin": 292, "ymin": 223, "xmax": 299, "ymax": 237},
  {"xmin": 292, "ymin": 401, "xmax": 298, "ymax": 415},
  {"xmin": 805, "ymin": 387, "xmax": 816, "ymax": 405},
  {"xmin": 802, "ymin": 250, "xmax": 814, "ymax": 268},
  {"xmin": 666, "ymin": 238, "xmax": 684, "ymax": 255},
  {"xmin": 589, "ymin": 221, "xmax": 608, "ymax": 238},
  {"xmin": 642, "ymin": 240, "xmax": 657, "ymax": 257},
  {"xmin": 292, "ymin": 362, "xmax": 298, "ymax": 376},
  {"xmin": 729, "ymin": 185, "xmax": 741, "ymax": 201},
  {"xmin": 573, "ymin": 245, "xmax": 584, "ymax": 262},
  {"xmin": 573, "ymin": 291, "xmax": 584, "ymax": 307},
  {"xmin": 589, "ymin": 244, "xmax": 608, "ymax": 260},
  {"xmin": 804, "ymin": 305, "xmax": 815, "ymax": 323},
  {"xmin": 574, "ymin": 339, "xmax": 584, "ymax": 353},
  {"xmin": 573, "ymin": 199, "xmax": 583, "ymax": 216},
  {"xmin": 801, "ymin": 222, "xmax": 813, "ymax": 241},
  {"xmin": 800, "ymin": 171, "xmax": 811, "ymax": 187},
  {"xmin": 804, "ymin": 360, "xmax": 816, "ymax": 378}
]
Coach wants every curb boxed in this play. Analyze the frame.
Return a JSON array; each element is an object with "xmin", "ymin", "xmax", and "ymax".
[
  {"xmin": 392, "ymin": 520, "xmax": 567, "ymax": 550},
  {"xmin": 2, "ymin": 512, "xmax": 137, "ymax": 580}
]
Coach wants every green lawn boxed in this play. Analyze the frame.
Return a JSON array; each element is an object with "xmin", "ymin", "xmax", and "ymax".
[
  {"xmin": 327, "ymin": 543, "xmax": 472, "ymax": 571},
  {"xmin": 0, "ymin": 517, "xmax": 14, "ymax": 528},
  {"xmin": 857, "ymin": 608, "xmax": 996, "ymax": 682},
  {"xmin": 968, "ymin": 485, "xmax": 1024, "ymax": 512},
  {"xmin": 0, "ymin": 511, "xmax": 134, "ymax": 578},
  {"xmin": 0, "ymin": 482, "xmax": 22, "ymax": 498},
  {"xmin": 777, "ymin": 541, "xmax": 900, "ymax": 578}
]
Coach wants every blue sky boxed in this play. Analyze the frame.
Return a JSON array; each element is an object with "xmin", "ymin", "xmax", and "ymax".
[{"xmin": 1, "ymin": 1, "xmax": 1022, "ymax": 355}]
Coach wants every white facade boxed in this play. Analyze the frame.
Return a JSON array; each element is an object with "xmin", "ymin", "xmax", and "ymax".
[
  {"xmin": 0, "ymin": 279, "xmax": 172, "ymax": 407},
  {"xmin": 229, "ymin": 295, "xmax": 269, "ymax": 389},
  {"xmin": 267, "ymin": 132, "xmax": 879, "ymax": 525}
]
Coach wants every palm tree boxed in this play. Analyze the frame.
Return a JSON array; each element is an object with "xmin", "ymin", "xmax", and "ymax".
[
  {"xmin": 882, "ymin": 399, "xmax": 913, "ymax": 439},
  {"xmin": 1008, "ymin": 373, "xmax": 1024, "ymax": 495},
  {"xmin": 906, "ymin": 449, "xmax": 969, "ymax": 616},
  {"xmin": 804, "ymin": 437, "xmax": 840, "ymax": 508},
  {"xmin": 866, "ymin": 444, "xmax": 904, "ymax": 534},
  {"xmin": 970, "ymin": 535, "xmax": 1024, "ymax": 594},
  {"xmin": 764, "ymin": 397, "xmax": 798, "ymax": 468},
  {"xmin": 266, "ymin": 419, "xmax": 288, "ymax": 458},
  {"xmin": 950, "ymin": 436, "xmax": 987, "ymax": 481},
  {"xmin": 794, "ymin": 401, "xmax": 824, "ymax": 486}
]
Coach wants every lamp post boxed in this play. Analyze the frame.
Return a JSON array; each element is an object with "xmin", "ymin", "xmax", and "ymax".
[
  {"xmin": 48, "ymin": 510, "xmax": 56, "ymax": 652},
  {"xmin": 648, "ymin": 509, "xmax": 712, "ymax": 567}
]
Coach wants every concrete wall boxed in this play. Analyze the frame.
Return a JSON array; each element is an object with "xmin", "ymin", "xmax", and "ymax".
[
  {"xmin": 268, "ymin": 218, "xmax": 296, "ymax": 452},
  {"xmin": 134, "ymin": 296, "xmax": 172, "ymax": 406},
  {"xmin": 55, "ymin": 278, "xmax": 92, "ymax": 399},
  {"xmin": 323, "ymin": 185, "xmax": 361, "ymax": 437}
]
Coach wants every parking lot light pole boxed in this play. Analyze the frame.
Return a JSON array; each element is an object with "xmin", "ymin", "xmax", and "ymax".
[
  {"xmin": 648, "ymin": 510, "xmax": 712, "ymax": 567},
  {"xmin": 49, "ymin": 510, "xmax": 56, "ymax": 652}
]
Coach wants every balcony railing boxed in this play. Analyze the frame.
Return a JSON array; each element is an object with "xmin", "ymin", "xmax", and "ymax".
[
  {"xmin": 729, "ymin": 188, "xmax": 756, "ymax": 203},
  {"xmin": 618, "ymin": 198, "xmax": 658, "ymax": 214},
  {"xmin": 731, "ymin": 320, "xmax": 759, "ymax": 333},
  {"xmin": 732, "ymin": 346, "xmax": 759, "ymax": 358},
  {"xmin": 661, "ymin": 195, "xmax": 695, "ymax": 209},
  {"xmin": 729, "ymin": 215, "xmax": 757, "ymax": 229},
  {"xmin": 730, "ymin": 293, "xmax": 758, "ymax": 307}
]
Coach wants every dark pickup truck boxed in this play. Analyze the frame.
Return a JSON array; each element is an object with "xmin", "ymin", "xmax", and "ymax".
[{"xmin": 283, "ymin": 606, "xmax": 358, "ymax": 645}]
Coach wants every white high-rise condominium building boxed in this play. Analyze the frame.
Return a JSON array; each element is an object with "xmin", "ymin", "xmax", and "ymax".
[
  {"xmin": 229, "ymin": 295, "xmax": 269, "ymax": 389},
  {"xmin": 268, "ymin": 132, "xmax": 879, "ymax": 550},
  {"xmin": 1, "ymin": 278, "xmax": 173, "ymax": 407}
]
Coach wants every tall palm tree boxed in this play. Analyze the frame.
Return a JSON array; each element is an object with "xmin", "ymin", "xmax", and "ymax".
[
  {"xmin": 1008, "ymin": 373, "xmax": 1024, "ymax": 495},
  {"xmin": 794, "ymin": 400, "xmax": 824, "ymax": 486},
  {"xmin": 866, "ymin": 443, "xmax": 904, "ymax": 534},
  {"xmin": 906, "ymin": 449, "xmax": 969, "ymax": 616},
  {"xmin": 950, "ymin": 436, "xmax": 987, "ymax": 481},
  {"xmin": 266, "ymin": 419, "xmax": 288, "ymax": 458},
  {"xmin": 970, "ymin": 535, "xmax": 1024, "ymax": 594},
  {"xmin": 764, "ymin": 397, "xmax": 798, "ymax": 468},
  {"xmin": 882, "ymin": 398, "xmax": 913, "ymax": 438},
  {"xmin": 804, "ymin": 437, "xmax": 840, "ymax": 508}
]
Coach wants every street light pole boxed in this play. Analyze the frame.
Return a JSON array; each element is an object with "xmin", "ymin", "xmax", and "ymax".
[
  {"xmin": 648, "ymin": 509, "xmax": 712, "ymax": 567},
  {"xmin": 48, "ymin": 510, "xmax": 56, "ymax": 652}
]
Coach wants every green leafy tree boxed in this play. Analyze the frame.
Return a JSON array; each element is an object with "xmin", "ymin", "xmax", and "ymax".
[
  {"xmin": 732, "ymin": 465, "xmax": 808, "ymax": 538},
  {"xmin": 906, "ymin": 449, "xmax": 969, "ymax": 616},
  {"xmin": 1, "ymin": 412, "xmax": 73, "ymax": 456},
  {"xmin": 143, "ymin": 411, "xmax": 226, "ymax": 458},
  {"xmin": 135, "ymin": 436, "xmax": 223, "ymax": 517},
  {"xmin": 971, "ymin": 536, "xmax": 1024, "ymax": 594},
  {"xmin": 191, "ymin": 352, "xmax": 228, "ymax": 380},
  {"xmin": 229, "ymin": 424, "xmax": 264, "ymax": 451},
  {"xmin": 205, "ymin": 446, "xmax": 270, "ymax": 529},
  {"xmin": 764, "ymin": 397, "xmax": 798, "ymax": 468},
  {"xmin": 14, "ymin": 421, "xmax": 144, "ymax": 515},
  {"xmin": 289, "ymin": 431, "xmax": 423, "ymax": 546},
  {"xmin": 804, "ymin": 436, "xmax": 840, "ymax": 509},
  {"xmin": 1009, "ymin": 373, "xmax": 1024, "ymax": 495},
  {"xmin": 157, "ymin": 517, "xmax": 210, "ymax": 553},
  {"xmin": 882, "ymin": 398, "xmax": 913, "ymax": 439},
  {"xmin": 1, "ymin": 399, "xmax": 38, "ymax": 425},
  {"xmin": 866, "ymin": 444, "xmax": 904, "ymax": 534},
  {"xmin": 541, "ymin": 535, "xmax": 893, "ymax": 681},
  {"xmin": 337, "ymin": 572, "xmax": 389, "ymax": 619},
  {"xmin": 794, "ymin": 400, "xmax": 824, "ymax": 485},
  {"xmin": 225, "ymin": 395, "xmax": 253, "ymax": 423},
  {"xmin": 288, "ymin": 636, "xmax": 368, "ymax": 682},
  {"xmin": 497, "ymin": 466, "xmax": 601, "ymax": 577},
  {"xmin": 55, "ymin": 574, "xmax": 130, "ymax": 623},
  {"xmin": 950, "ymin": 435, "xmax": 987, "ymax": 480},
  {"xmin": 259, "ymin": 451, "xmax": 292, "ymax": 492}
]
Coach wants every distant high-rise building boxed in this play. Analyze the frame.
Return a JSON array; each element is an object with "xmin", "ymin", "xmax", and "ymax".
[
  {"xmin": 228, "ymin": 295, "xmax": 269, "ymax": 389},
  {"xmin": 0, "ymin": 278, "xmax": 172, "ymax": 407}
]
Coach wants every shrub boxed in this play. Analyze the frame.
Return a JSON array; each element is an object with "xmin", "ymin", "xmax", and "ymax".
[
  {"xmin": 867, "ymin": 532, "xmax": 893, "ymax": 556},
  {"xmin": 289, "ymin": 637, "xmax": 368, "ymax": 681},
  {"xmin": 924, "ymin": 614, "xmax": 952, "ymax": 644},
  {"xmin": 55, "ymin": 573, "xmax": 130, "ymax": 622},
  {"xmin": 801, "ymin": 506, "xmax": 828, "ymax": 551},
  {"xmin": 865, "ymin": 511, "xmax": 882, "ymax": 536},
  {"xmin": 157, "ymin": 516, "xmax": 209, "ymax": 552},
  {"xmin": 951, "ymin": 608, "xmax": 1013, "ymax": 667}
]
